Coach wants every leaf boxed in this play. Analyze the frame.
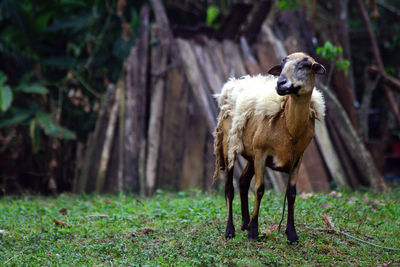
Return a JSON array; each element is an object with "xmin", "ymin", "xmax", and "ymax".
[
  {"xmin": 41, "ymin": 57, "xmax": 76, "ymax": 68},
  {"xmin": 132, "ymin": 228, "xmax": 155, "ymax": 236},
  {"xmin": 44, "ymin": 14, "xmax": 90, "ymax": 33},
  {"xmin": 16, "ymin": 84, "xmax": 48, "ymax": 94},
  {"xmin": 206, "ymin": 5, "xmax": 219, "ymax": 26},
  {"xmin": 54, "ymin": 219, "xmax": 68, "ymax": 227},
  {"xmin": 29, "ymin": 118, "xmax": 41, "ymax": 153},
  {"xmin": 0, "ymin": 71, "xmax": 7, "ymax": 85},
  {"xmin": 0, "ymin": 85, "xmax": 13, "ymax": 112},
  {"xmin": 59, "ymin": 208, "xmax": 68, "ymax": 215},
  {"xmin": 0, "ymin": 108, "xmax": 34, "ymax": 128},
  {"xmin": 322, "ymin": 214, "xmax": 335, "ymax": 229},
  {"xmin": 278, "ymin": 0, "xmax": 300, "ymax": 10},
  {"xmin": 88, "ymin": 214, "xmax": 109, "ymax": 218},
  {"xmin": 37, "ymin": 112, "xmax": 76, "ymax": 140}
]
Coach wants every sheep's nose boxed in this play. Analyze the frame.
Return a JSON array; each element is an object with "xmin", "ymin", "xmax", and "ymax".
[{"xmin": 277, "ymin": 77, "xmax": 287, "ymax": 86}]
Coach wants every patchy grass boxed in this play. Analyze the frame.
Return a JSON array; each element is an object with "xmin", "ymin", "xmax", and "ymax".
[{"xmin": 0, "ymin": 189, "xmax": 400, "ymax": 265}]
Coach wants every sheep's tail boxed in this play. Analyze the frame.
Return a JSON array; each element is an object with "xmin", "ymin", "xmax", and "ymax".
[{"xmin": 213, "ymin": 113, "xmax": 225, "ymax": 181}]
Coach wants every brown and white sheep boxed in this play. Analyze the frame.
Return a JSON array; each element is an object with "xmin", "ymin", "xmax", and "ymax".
[{"xmin": 213, "ymin": 52, "xmax": 326, "ymax": 242}]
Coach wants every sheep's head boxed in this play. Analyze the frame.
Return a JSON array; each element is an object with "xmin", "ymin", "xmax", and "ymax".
[{"xmin": 268, "ymin": 52, "xmax": 326, "ymax": 96}]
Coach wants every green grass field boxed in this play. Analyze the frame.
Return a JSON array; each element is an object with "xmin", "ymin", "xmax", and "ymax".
[{"xmin": 1, "ymin": 189, "xmax": 400, "ymax": 266}]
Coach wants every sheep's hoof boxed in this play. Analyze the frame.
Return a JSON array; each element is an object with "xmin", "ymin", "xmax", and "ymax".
[
  {"xmin": 285, "ymin": 228, "xmax": 299, "ymax": 243},
  {"xmin": 225, "ymin": 225, "xmax": 235, "ymax": 239},
  {"xmin": 248, "ymin": 227, "xmax": 259, "ymax": 240},
  {"xmin": 241, "ymin": 221, "xmax": 249, "ymax": 231}
]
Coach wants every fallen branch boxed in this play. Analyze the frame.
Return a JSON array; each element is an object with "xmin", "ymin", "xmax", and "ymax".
[{"xmin": 320, "ymin": 214, "xmax": 400, "ymax": 251}]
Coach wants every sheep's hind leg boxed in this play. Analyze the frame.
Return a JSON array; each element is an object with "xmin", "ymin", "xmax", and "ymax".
[
  {"xmin": 239, "ymin": 160, "xmax": 254, "ymax": 231},
  {"xmin": 225, "ymin": 167, "xmax": 235, "ymax": 239},
  {"xmin": 248, "ymin": 152, "xmax": 266, "ymax": 240}
]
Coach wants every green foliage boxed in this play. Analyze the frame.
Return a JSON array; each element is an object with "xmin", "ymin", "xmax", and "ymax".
[
  {"xmin": 0, "ymin": 70, "xmax": 75, "ymax": 152},
  {"xmin": 15, "ymin": 84, "xmax": 48, "ymax": 95},
  {"xmin": 206, "ymin": 5, "xmax": 219, "ymax": 27},
  {"xmin": 0, "ymin": 0, "xmax": 144, "ymax": 183},
  {"xmin": 0, "ymin": 190, "xmax": 399, "ymax": 265},
  {"xmin": 316, "ymin": 41, "xmax": 342, "ymax": 61},
  {"xmin": 278, "ymin": 0, "xmax": 300, "ymax": 10},
  {"xmin": 316, "ymin": 41, "xmax": 350, "ymax": 76},
  {"xmin": 36, "ymin": 112, "xmax": 76, "ymax": 140},
  {"xmin": 0, "ymin": 80, "xmax": 13, "ymax": 112},
  {"xmin": 336, "ymin": 59, "xmax": 350, "ymax": 76}
]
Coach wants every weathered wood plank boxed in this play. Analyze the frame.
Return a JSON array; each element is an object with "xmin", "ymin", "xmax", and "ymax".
[
  {"xmin": 124, "ymin": 4, "xmax": 149, "ymax": 193},
  {"xmin": 326, "ymin": 115, "xmax": 359, "ymax": 188},
  {"xmin": 145, "ymin": 24, "xmax": 169, "ymax": 195},
  {"xmin": 181, "ymin": 98, "xmax": 207, "ymax": 189},
  {"xmin": 157, "ymin": 68, "xmax": 188, "ymax": 189},
  {"xmin": 207, "ymin": 39, "xmax": 229, "ymax": 80},
  {"xmin": 222, "ymin": 40, "xmax": 247, "ymax": 77},
  {"xmin": 254, "ymin": 43, "xmax": 280, "ymax": 72},
  {"xmin": 192, "ymin": 42, "xmax": 223, "ymax": 95},
  {"xmin": 177, "ymin": 38, "xmax": 217, "ymax": 131},
  {"xmin": 298, "ymin": 164, "xmax": 313, "ymax": 192},
  {"xmin": 266, "ymin": 169, "xmax": 286, "ymax": 193},
  {"xmin": 321, "ymin": 84, "xmax": 386, "ymax": 190},
  {"xmin": 82, "ymin": 84, "xmax": 115, "ymax": 192},
  {"xmin": 301, "ymin": 139, "xmax": 330, "ymax": 192},
  {"xmin": 240, "ymin": 37, "xmax": 262, "ymax": 75},
  {"xmin": 96, "ymin": 85, "xmax": 120, "ymax": 192},
  {"xmin": 315, "ymin": 120, "xmax": 349, "ymax": 189},
  {"xmin": 204, "ymin": 132, "xmax": 217, "ymax": 191}
]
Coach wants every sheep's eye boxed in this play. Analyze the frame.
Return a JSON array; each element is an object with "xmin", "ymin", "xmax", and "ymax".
[{"xmin": 298, "ymin": 62, "xmax": 311, "ymax": 70}]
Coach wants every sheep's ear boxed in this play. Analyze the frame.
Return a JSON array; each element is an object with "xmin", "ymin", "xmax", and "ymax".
[
  {"xmin": 312, "ymin": 63, "xmax": 326, "ymax": 75},
  {"xmin": 268, "ymin": 64, "xmax": 282, "ymax": 76}
]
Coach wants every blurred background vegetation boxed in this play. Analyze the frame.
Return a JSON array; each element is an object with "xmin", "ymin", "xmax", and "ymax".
[{"xmin": 1, "ymin": 0, "xmax": 400, "ymax": 194}]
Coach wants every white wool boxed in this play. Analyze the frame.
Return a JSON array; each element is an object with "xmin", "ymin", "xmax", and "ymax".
[{"xmin": 216, "ymin": 75, "xmax": 325, "ymax": 168}]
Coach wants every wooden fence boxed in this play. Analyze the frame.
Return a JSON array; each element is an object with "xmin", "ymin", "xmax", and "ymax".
[{"xmin": 73, "ymin": 0, "xmax": 386, "ymax": 194}]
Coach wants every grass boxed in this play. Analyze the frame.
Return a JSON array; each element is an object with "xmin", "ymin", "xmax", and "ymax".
[{"xmin": 0, "ymin": 188, "xmax": 400, "ymax": 266}]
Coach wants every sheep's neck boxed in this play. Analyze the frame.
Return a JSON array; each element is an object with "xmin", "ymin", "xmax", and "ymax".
[{"xmin": 284, "ymin": 94, "xmax": 312, "ymax": 140}]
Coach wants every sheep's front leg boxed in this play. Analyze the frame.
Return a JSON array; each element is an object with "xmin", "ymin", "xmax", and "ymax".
[
  {"xmin": 225, "ymin": 167, "xmax": 235, "ymax": 239},
  {"xmin": 286, "ymin": 157, "xmax": 302, "ymax": 243},
  {"xmin": 248, "ymin": 152, "xmax": 266, "ymax": 240},
  {"xmin": 239, "ymin": 160, "xmax": 254, "ymax": 231}
]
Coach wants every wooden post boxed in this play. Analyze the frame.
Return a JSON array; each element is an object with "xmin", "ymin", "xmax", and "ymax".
[
  {"xmin": 96, "ymin": 85, "xmax": 120, "ymax": 193},
  {"xmin": 320, "ymin": 84, "xmax": 387, "ymax": 190},
  {"xmin": 124, "ymin": 4, "xmax": 149, "ymax": 193},
  {"xmin": 157, "ymin": 69, "xmax": 188, "ymax": 189},
  {"xmin": 145, "ymin": 25, "xmax": 169, "ymax": 195},
  {"xmin": 314, "ymin": 120, "xmax": 349, "ymax": 190},
  {"xmin": 240, "ymin": 37, "xmax": 262, "ymax": 75},
  {"xmin": 177, "ymin": 38, "xmax": 217, "ymax": 131}
]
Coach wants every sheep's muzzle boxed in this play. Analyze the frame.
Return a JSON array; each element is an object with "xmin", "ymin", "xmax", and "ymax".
[{"xmin": 276, "ymin": 84, "xmax": 301, "ymax": 96}]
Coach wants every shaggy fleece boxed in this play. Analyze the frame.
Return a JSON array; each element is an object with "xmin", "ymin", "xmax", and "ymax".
[{"xmin": 215, "ymin": 75, "xmax": 325, "ymax": 168}]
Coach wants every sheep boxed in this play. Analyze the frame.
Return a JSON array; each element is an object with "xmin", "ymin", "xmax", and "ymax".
[{"xmin": 213, "ymin": 52, "xmax": 326, "ymax": 242}]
